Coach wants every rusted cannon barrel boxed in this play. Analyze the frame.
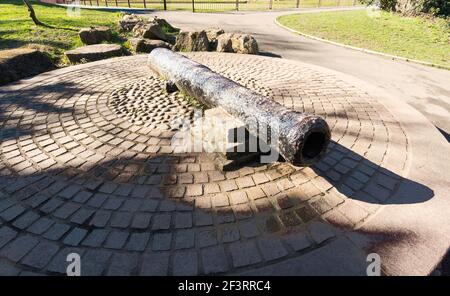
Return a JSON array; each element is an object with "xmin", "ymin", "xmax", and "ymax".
[{"xmin": 148, "ymin": 48, "xmax": 330, "ymax": 166}]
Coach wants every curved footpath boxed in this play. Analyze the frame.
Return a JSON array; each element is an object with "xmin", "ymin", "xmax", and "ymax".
[{"xmin": 144, "ymin": 7, "xmax": 450, "ymax": 141}]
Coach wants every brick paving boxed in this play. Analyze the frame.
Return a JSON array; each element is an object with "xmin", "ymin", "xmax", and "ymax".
[{"xmin": 0, "ymin": 53, "xmax": 413, "ymax": 275}]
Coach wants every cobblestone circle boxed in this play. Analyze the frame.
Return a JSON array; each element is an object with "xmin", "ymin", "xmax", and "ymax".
[
  {"xmin": 108, "ymin": 76, "xmax": 198, "ymax": 129},
  {"xmin": 0, "ymin": 53, "xmax": 409, "ymax": 275}
]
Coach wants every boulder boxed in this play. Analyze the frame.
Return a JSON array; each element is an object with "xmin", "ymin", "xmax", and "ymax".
[
  {"xmin": 129, "ymin": 38, "xmax": 171, "ymax": 53},
  {"xmin": 132, "ymin": 22, "xmax": 175, "ymax": 44},
  {"xmin": 0, "ymin": 48, "xmax": 54, "ymax": 86},
  {"xmin": 205, "ymin": 28, "xmax": 225, "ymax": 50},
  {"xmin": 172, "ymin": 31, "xmax": 209, "ymax": 52},
  {"xmin": 216, "ymin": 33, "xmax": 234, "ymax": 53},
  {"xmin": 64, "ymin": 44, "xmax": 123, "ymax": 64},
  {"xmin": 79, "ymin": 26, "xmax": 111, "ymax": 45},
  {"xmin": 216, "ymin": 33, "xmax": 258, "ymax": 54},
  {"xmin": 119, "ymin": 13, "xmax": 141, "ymax": 31},
  {"xmin": 152, "ymin": 16, "xmax": 179, "ymax": 33}
]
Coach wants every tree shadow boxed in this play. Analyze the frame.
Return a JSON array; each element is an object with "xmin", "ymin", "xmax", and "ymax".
[
  {"xmin": 310, "ymin": 140, "xmax": 434, "ymax": 205},
  {"xmin": 0, "ymin": 81, "xmax": 98, "ymax": 140}
]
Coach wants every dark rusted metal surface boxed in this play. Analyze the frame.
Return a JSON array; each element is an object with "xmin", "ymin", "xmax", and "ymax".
[{"xmin": 148, "ymin": 48, "xmax": 331, "ymax": 166}]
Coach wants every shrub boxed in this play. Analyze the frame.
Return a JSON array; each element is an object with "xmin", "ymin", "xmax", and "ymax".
[{"xmin": 360, "ymin": 0, "xmax": 449, "ymax": 16}]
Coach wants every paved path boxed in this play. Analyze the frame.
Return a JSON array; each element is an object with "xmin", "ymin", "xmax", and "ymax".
[
  {"xmin": 1, "ymin": 53, "xmax": 449, "ymax": 275},
  {"xmin": 144, "ymin": 7, "xmax": 450, "ymax": 141}
]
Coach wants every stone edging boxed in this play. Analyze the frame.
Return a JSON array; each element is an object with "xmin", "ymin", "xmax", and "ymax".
[{"xmin": 274, "ymin": 17, "xmax": 450, "ymax": 71}]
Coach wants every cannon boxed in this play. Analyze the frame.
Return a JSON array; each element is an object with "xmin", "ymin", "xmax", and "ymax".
[{"xmin": 148, "ymin": 48, "xmax": 330, "ymax": 166}]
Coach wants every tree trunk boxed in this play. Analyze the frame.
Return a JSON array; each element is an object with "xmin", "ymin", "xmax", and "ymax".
[{"xmin": 23, "ymin": 0, "xmax": 46, "ymax": 26}]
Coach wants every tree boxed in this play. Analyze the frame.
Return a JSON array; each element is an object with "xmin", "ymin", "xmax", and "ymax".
[{"xmin": 23, "ymin": 0, "xmax": 48, "ymax": 27}]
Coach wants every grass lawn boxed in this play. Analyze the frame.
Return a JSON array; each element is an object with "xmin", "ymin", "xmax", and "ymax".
[
  {"xmin": 0, "ymin": 0, "xmax": 124, "ymax": 65},
  {"xmin": 277, "ymin": 10, "xmax": 450, "ymax": 68}
]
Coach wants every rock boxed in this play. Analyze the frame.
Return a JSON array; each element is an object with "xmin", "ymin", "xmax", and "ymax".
[
  {"xmin": 205, "ymin": 28, "xmax": 225, "ymax": 50},
  {"xmin": 0, "ymin": 48, "xmax": 54, "ymax": 86},
  {"xmin": 119, "ymin": 13, "xmax": 141, "ymax": 31},
  {"xmin": 216, "ymin": 33, "xmax": 234, "ymax": 53},
  {"xmin": 173, "ymin": 31, "xmax": 209, "ymax": 52},
  {"xmin": 152, "ymin": 16, "xmax": 179, "ymax": 33},
  {"xmin": 129, "ymin": 38, "xmax": 171, "ymax": 53},
  {"xmin": 64, "ymin": 44, "xmax": 123, "ymax": 64},
  {"xmin": 216, "ymin": 33, "xmax": 258, "ymax": 54},
  {"xmin": 132, "ymin": 22, "xmax": 175, "ymax": 44},
  {"xmin": 79, "ymin": 26, "xmax": 111, "ymax": 45}
]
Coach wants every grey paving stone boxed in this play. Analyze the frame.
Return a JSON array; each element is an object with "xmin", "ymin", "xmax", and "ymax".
[
  {"xmin": 131, "ymin": 213, "xmax": 152, "ymax": 229},
  {"xmin": 220, "ymin": 225, "xmax": 240, "ymax": 243},
  {"xmin": 82, "ymin": 249, "xmax": 112, "ymax": 276},
  {"xmin": 121, "ymin": 199, "xmax": 142, "ymax": 212},
  {"xmin": 98, "ymin": 182, "xmax": 118, "ymax": 194},
  {"xmin": 158, "ymin": 200, "xmax": 177, "ymax": 212},
  {"xmin": 70, "ymin": 208, "xmax": 95, "ymax": 225},
  {"xmin": 102, "ymin": 198, "xmax": 123, "ymax": 210},
  {"xmin": 283, "ymin": 232, "xmax": 312, "ymax": 251},
  {"xmin": 89, "ymin": 210, "xmax": 111, "ymax": 227},
  {"xmin": 0, "ymin": 204, "xmax": 25, "ymax": 222},
  {"xmin": 107, "ymin": 253, "xmax": 139, "ymax": 276},
  {"xmin": 58, "ymin": 185, "xmax": 82, "ymax": 199},
  {"xmin": 216, "ymin": 207, "xmax": 235, "ymax": 224},
  {"xmin": 114, "ymin": 184, "xmax": 134, "ymax": 197},
  {"xmin": 151, "ymin": 213, "xmax": 171, "ymax": 230},
  {"xmin": 201, "ymin": 245, "xmax": 229, "ymax": 274},
  {"xmin": 53, "ymin": 203, "xmax": 80, "ymax": 219},
  {"xmin": 152, "ymin": 232, "xmax": 172, "ymax": 251},
  {"xmin": 140, "ymin": 199, "xmax": 159, "ymax": 212},
  {"xmin": 0, "ymin": 258, "xmax": 20, "ymax": 275},
  {"xmin": 197, "ymin": 227, "xmax": 217, "ymax": 248},
  {"xmin": 172, "ymin": 250, "xmax": 198, "ymax": 276},
  {"xmin": 104, "ymin": 231, "xmax": 129, "ymax": 249},
  {"xmin": 0, "ymin": 199, "xmax": 15, "ymax": 213},
  {"xmin": 140, "ymin": 252, "xmax": 170, "ymax": 275},
  {"xmin": 43, "ymin": 223, "xmax": 71, "ymax": 241},
  {"xmin": 87, "ymin": 193, "xmax": 108, "ymax": 208},
  {"xmin": 194, "ymin": 211, "xmax": 213, "ymax": 226},
  {"xmin": 21, "ymin": 241, "xmax": 60, "ymax": 269},
  {"xmin": 125, "ymin": 233, "xmax": 150, "ymax": 251},
  {"xmin": 176, "ymin": 201, "xmax": 194, "ymax": 211},
  {"xmin": 0, "ymin": 235, "xmax": 39, "ymax": 261},
  {"xmin": 258, "ymin": 236, "xmax": 289, "ymax": 261},
  {"xmin": 72, "ymin": 190, "xmax": 93, "ymax": 203},
  {"xmin": 82, "ymin": 229, "xmax": 109, "ymax": 247},
  {"xmin": 27, "ymin": 217, "xmax": 54, "ymax": 235},
  {"xmin": 0, "ymin": 226, "xmax": 17, "ymax": 248},
  {"xmin": 110, "ymin": 212, "xmax": 133, "ymax": 228},
  {"xmin": 229, "ymin": 240, "xmax": 262, "ymax": 268},
  {"xmin": 40, "ymin": 198, "xmax": 64, "ymax": 214},
  {"xmin": 11, "ymin": 211, "xmax": 40, "ymax": 229},
  {"xmin": 239, "ymin": 220, "xmax": 260, "ymax": 238},
  {"xmin": 63, "ymin": 228, "xmax": 88, "ymax": 246},
  {"xmin": 174, "ymin": 229, "xmax": 195, "ymax": 250},
  {"xmin": 26, "ymin": 194, "xmax": 50, "ymax": 208},
  {"xmin": 174, "ymin": 212, "xmax": 192, "ymax": 229},
  {"xmin": 308, "ymin": 221, "xmax": 336, "ymax": 244}
]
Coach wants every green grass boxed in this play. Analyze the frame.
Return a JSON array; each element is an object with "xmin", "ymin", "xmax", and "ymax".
[
  {"xmin": 278, "ymin": 10, "xmax": 450, "ymax": 68},
  {"xmin": 0, "ymin": 0, "xmax": 124, "ymax": 65}
]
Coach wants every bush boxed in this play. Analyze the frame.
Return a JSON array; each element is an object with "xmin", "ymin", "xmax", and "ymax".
[
  {"xmin": 361, "ymin": 0, "xmax": 450, "ymax": 17},
  {"xmin": 360, "ymin": 0, "xmax": 397, "ymax": 11},
  {"xmin": 422, "ymin": 0, "xmax": 450, "ymax": 17}
]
